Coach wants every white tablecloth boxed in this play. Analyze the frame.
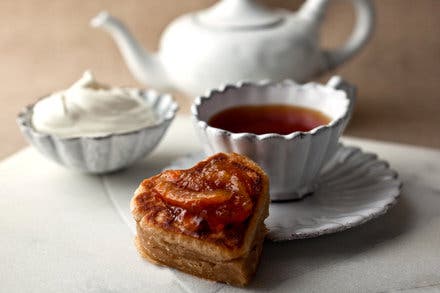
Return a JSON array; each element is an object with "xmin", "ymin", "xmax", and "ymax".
[{"xmin": 1, "ymin": 116, "xmax": 440, "ymax": 292}]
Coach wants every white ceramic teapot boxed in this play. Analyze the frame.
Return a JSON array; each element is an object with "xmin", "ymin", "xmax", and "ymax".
[{"xmin": 91, "ymin": 0, "xmax": 374, "ymax": 96}]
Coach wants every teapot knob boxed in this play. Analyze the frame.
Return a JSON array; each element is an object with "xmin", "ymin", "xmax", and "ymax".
[{"xmin": 197, "ymin": 0, "xmax": 282, "ymax": 29}]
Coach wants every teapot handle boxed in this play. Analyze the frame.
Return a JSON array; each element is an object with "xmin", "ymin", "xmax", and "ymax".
[{"xmin": 321, "ymin": 0, "xmax": 375, "ymax": 70}]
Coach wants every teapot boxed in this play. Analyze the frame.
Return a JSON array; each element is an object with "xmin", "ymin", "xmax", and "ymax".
[{"xmin": 91, "ymin": 0, "xmax": 374, "ymax": 96}]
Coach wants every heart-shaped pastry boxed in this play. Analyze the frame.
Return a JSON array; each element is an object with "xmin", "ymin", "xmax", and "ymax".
[{"xmin": 131, "ymin": 153, "xmax": 270, "ymax": 286}]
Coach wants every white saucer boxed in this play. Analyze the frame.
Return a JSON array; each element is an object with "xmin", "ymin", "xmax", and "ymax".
[{"xmin": 164, "ymin": 144, "xmax": 402, "ymax": 241}]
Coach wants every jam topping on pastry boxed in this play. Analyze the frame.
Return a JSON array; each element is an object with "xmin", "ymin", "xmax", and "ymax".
[{"xmin": 136, "ymin": 153, "xmax": 263, "ymax": 240}]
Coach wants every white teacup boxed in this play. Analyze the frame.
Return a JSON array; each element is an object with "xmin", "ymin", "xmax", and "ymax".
[{"xmin": 192, "ymin": 76, "xmax": 354, "ymax": 201}]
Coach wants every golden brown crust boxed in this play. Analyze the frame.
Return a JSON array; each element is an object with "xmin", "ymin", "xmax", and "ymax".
[
  {"xmin": 131, "ymin": 153, "xmax": 269, "ymax": 252},
  {"xmin": 131, "ymin": 152, "xmax": 270, "ymax": 285},
  {"xmin": 134, "ymin": 222, "xmax": 267, "ymax": 286}
]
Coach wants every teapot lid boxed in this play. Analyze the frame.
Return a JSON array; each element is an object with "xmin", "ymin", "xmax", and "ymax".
[{"xmin": 196, "ymin": 0, "xmax": 283, "ymax": 29}]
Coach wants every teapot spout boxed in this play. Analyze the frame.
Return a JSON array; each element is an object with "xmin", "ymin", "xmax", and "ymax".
[
  {"xmin": 298, "ymin": 0, "xmax": 329, "ymax": 22},
  {"xmin": 91, "ymin": 12, "xmax": 172, "ymax": 90}
]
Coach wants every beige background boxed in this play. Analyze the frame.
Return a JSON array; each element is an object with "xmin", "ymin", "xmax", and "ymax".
[{"xmin": 1, "ymin": 0, "xmax": 439, "ymax": 160}]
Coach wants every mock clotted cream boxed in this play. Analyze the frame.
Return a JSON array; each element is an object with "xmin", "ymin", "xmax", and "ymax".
[{"xmin": 32, "ymin": 71, "xmax": 157, "ymax": 138}]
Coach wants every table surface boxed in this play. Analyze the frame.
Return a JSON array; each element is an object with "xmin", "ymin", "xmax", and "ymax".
[
  {"xmin": 1, "ymin": 116, "xmax": 440, "ymax": 292},
  {"xmin": 1, "ymin": 0, "xmax": 440, "ymax": 161}
]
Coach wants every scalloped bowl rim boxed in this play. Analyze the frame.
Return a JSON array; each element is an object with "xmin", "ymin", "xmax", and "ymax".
[{"xmin": 17, "ymin": 89, "xmax": 179, "ymax": 141}]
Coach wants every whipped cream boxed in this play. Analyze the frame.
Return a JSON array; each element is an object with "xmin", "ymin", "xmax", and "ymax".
[{"xmin": 32, "ymin": 71, "xmax": 157, "ymax": 138}]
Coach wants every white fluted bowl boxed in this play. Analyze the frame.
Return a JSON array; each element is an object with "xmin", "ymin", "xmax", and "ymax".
[
  {"xmin": 192, "ymin": 76, "xmax": 354, "ymax": 201},
  {"xmin": 17, "ymin": 90, "xmax": 178, "ymax": 174}
]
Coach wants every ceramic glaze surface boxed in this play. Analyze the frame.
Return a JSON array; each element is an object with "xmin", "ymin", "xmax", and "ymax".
[
  {"xmin": 17, "ymin": 90, "xmax": 178, "ymax": 173},
  {"xmin": 158, "ymin": 12, "xmax": 322, "ymax": 95},
  {"xmin": 192, "ymin": 76, "xmax": 352, "ymax": 200},
  {"xmin": 91, "ymin": 0, "xmax": 374, "ymax": 95}
]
